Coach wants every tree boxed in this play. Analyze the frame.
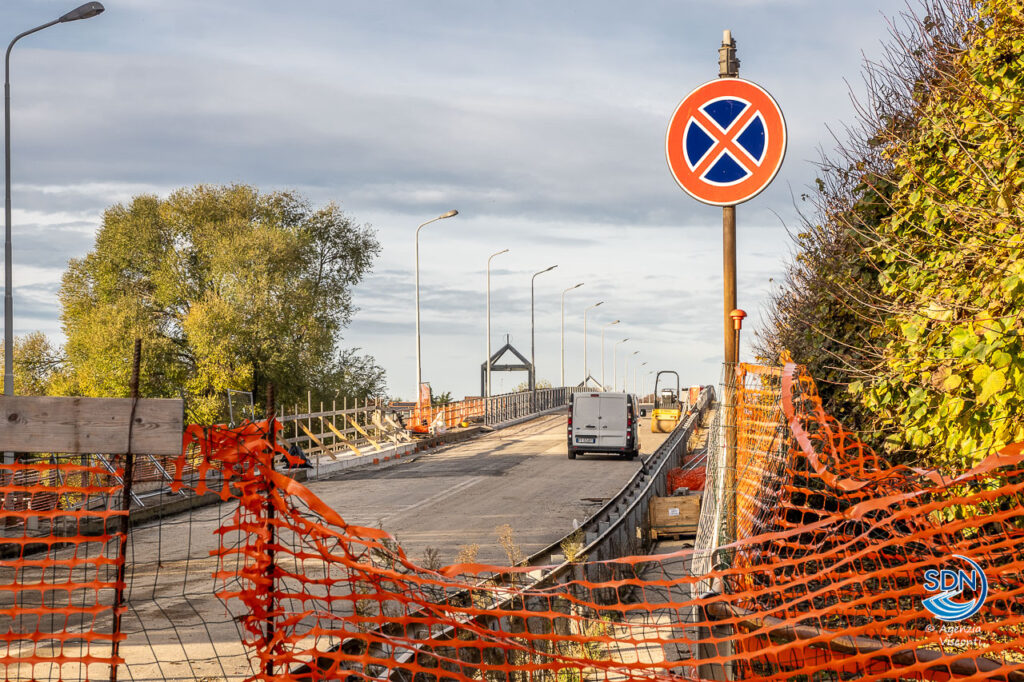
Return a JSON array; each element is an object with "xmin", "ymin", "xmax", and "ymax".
[
  {"xmin": 854, "ymin": 0, "xmax": 1024, "ymax": 467},
  {"xmin": 431, "ymin": 391, "xmax": 453, "ymax": 406},
  {"xmin": 0, "ymin": 332, "xmax": 64, "ymax": 396},
  {"xmin": 513, "ymin": 379, "xmax": 552, "ymax": 392},
  {"xmin": 58, "ymin": 184, "xmax": 383, "ymax": 422}
]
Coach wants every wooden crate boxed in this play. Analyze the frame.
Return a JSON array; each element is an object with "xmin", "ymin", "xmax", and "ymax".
[{"xmin": 649, "ymin": 494, "xmax": 700, "ymax": 540}]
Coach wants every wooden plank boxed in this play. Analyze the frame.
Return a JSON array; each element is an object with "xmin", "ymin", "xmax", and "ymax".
[
  {"xmin": 298, "ymin": 421, "xmax": 347, "ymax": 460},
  {"xmin": 384, "ymin": 414, "xmax": 413, "ymax": 441},
  {"xmin": 344, "ymin": 413, "xmax": 381, "ymax": 451},
  {"xmin": 0, "ymin": 395, "xmax": 183, "ymax": 455},
  {"xmin": 371, "ymin": 412, "xmax": 400, "ymax": 444},
  {"xmin": 323, "ymin": 420, "xmax": 361, "ymax": 457}
]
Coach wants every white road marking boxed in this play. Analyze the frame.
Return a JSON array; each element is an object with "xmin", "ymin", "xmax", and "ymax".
[{"xmin": 380, "ymin": 476, "xmax": 485, "ymax": 523}]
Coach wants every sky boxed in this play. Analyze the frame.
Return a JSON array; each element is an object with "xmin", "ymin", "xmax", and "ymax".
[{"xmin": 2, "ymin": 0, "xmax": 900, "ymax": 400}]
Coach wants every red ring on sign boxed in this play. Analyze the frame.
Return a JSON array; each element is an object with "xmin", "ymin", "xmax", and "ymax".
[{"xmin": 666, "ymin": 78, "xmax": 786, "ymax": 206}]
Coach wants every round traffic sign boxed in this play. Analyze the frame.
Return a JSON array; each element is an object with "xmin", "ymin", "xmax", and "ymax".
[{"xmin": 665, "ymin": 78, "xmax": 786, "ymax": 206}]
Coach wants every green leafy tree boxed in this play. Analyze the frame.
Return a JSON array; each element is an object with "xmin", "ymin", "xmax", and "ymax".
[
  {"xmin": 431, "ymin": 391, "xmax": 453, "ymax": 406},
  {"xmin": 756, "ymin": 168, "xmax": 893, "ymax": 437},
  {"xmin": 0, "ymin": 332, "xmax": 64, "ymax": 396},
  {"xmin": 58, "ymin": 184, "xmax": 383, "ymax": 422},
  {"xmin": 513, "ymin": 378, "xmax": 552, "ymax": 392}
]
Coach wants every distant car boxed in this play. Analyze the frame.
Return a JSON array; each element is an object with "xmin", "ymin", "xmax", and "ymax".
[{"xmin": 567, "ymin": 392, "xmax": 640, "ymax": 460}]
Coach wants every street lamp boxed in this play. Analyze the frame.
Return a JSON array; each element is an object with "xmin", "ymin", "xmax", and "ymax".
[
  {"xmin": 582, "ymin": 301, "xmax": 603, "ymax": 387},
  {"xmin": 645, "ymin": 370, "xmax": 655, "ymax": 402},
  {"xmin": 613, "ymin": 338, "xmax": 630, "ymax": 391},
  {"xmin": 4, "ymin": 2, "xmax": 105, "ymax": 462},
  {"xmin": 413, "ymin": 209, "xmax": 458, "ymax": 396},
  {"xmin": 624, "ymin": 351, "xmax": 639, "ymax": 392},
  {"xmin": 560, "ymin": 282, "xmax": 583, "ymax": 387},
  {"xmin": 634, "ymin": 361, "xmax": 647, "ymax": 395},
  {"xmin": 600, "ymin": 320, "xmax": 620, "ymax": 390},
  {"xmin": 486, "ymin": 248, "xmax": 509, "ymax": 399},
  {"xmin": 530, "ymin": 265, "xmax": 557, "ymax": 405}
]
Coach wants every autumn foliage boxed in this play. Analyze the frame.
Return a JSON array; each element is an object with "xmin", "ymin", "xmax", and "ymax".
[{"xmin": 760, "ymin": 0, "xmax": 1024, "ymax": 470}]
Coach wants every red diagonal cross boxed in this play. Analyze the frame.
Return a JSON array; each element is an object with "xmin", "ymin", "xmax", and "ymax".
[{"xmin": 691, "ymin": 105, "xmax": 761, "ymax": 179}]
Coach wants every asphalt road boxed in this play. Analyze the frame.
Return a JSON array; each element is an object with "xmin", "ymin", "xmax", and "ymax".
[
  {"xmin": 3, "ymin": 411, "xmax": 671, "ymax": 681},
  {"xmin": 318, "ymin": 412, "xmax": 670, "ymax": 565}
]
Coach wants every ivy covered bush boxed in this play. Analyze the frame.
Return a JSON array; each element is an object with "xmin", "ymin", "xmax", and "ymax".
[{"xmin": 760, "ymin": 0, "xmax": 1024, "ymax": 470}]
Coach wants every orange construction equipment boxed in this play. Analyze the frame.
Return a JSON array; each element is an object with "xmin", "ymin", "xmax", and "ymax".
[{"xmin": 407, "ymin": 382, "xmax": 483, "ymax": 434}]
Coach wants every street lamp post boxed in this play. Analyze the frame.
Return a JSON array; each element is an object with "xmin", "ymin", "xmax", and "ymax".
[
  {"xmin": 634, "ymin": 361, "xmax": 647, "ymax": 395},
  {"xmin": 600, "ymin": 320, "xmax": 620, "ymax": 390},
  {"xmin": 414, "ymin": 209, "xmax": 458, "ymax": 396},
  {"xmin": 4, "ymin": 2, "xmax": 105, "ymax": 462},
  {"xmin": 486, "ymin": 248, "xmax": 509, "ymax": 400},
  {"xmin": 645, "ymin": 370, "xmax": 655, "ymax": 402},
  {"xmin": 560, "ymin": 282, "xmax": 583, "ymax": 387},
  {"xmin": 582, "ymin": 301, "xmax": 603, "ymax": 387},
  {"xmin": 530, "ymin": 264, "xmax": 557, "ymax": 408},
  {"xmin": 613, "ymin": 338, "xmax": 630, "ymax": 391},
  {"xmin": 3, "ymin": 0, "xmax": 105, "ymax": 401},
  {"xmin": 624, "ymin": 351, "xmax": 639, "ymax": 391}
]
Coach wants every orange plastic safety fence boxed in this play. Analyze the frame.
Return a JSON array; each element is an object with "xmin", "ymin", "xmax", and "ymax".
[
  {"xmin": 157, "ymin": 363, "xmax": 1024, "ymax": 681},
  {"xmin": 0, "ymin": 457, "xmax": 126, "ymax": 681},
  {"xmin": 8, "ymin": 360, "xmax": 1024, "ymax": 681},
  {"xmin": 667, "ymin": 467, "xmax": 706, "ymax": 493},
  {"xmin": 732, "ymin": 363, "xmax": 787, "ymax": 543},
  {"xmin": 409, "ymin": 398, "xmax": 486, "ymax": 433}
]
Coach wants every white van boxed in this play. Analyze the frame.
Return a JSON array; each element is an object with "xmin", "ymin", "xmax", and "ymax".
[{"xmin": 567, "ymin": 392, "xmax": 640, "ymax": 460}]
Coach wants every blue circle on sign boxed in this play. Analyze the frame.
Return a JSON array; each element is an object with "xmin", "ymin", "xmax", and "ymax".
[{"xmin": 682, "ymin": 96, "xmax": 768, "ymax": 187}]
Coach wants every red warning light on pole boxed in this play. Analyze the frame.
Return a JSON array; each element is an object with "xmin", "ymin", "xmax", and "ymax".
[{"xmin": 666, "ymin": 78, "xmax": 786, "ymax": 206}]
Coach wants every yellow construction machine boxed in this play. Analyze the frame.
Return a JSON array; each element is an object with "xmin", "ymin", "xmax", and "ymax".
[{"xmin": 651, "ymin": 371, "xmax": 683, "ymax": 433}]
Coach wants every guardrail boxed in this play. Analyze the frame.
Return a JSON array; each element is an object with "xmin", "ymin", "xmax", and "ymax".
[{"xmin": 523, "ymin": 384, "xmax": 714, "ymax": 575}]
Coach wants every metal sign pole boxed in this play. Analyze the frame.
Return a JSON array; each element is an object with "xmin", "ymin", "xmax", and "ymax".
[
  {"xmin": 666, "ymin": 25, "xmax": 784, "ymax": 582},
  {"xmin": 718, "ymin": 30, "xmax": 740, "ymax": 553}
]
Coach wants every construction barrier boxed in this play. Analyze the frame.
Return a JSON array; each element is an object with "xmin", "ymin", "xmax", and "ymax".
[
  {"xmin": 0, "ymin": 457, "xmax": 126, "ymax": 681},
  {"xmin": 4, "ymin": 361, "xmax": 1024, "ymax": 680}
]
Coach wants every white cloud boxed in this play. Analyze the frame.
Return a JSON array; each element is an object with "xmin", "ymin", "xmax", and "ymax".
[{"xmin": 0, "ymin": 0, "xmax": 897, "ymax": 397}]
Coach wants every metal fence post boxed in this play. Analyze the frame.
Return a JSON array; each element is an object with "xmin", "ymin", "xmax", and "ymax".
[
  {"xmin": 109, "ymin": 338, "xmax": 142, "ymax": 682},
  {"xmin": 265, "ymin": 383, "xmax": 277, "ymax": 678}
]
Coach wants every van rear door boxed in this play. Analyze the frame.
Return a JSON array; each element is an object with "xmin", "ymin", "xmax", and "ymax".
[
  {"xmin": 598, "ymin": 394, "xmax": 627, "ymax": 449},
  {"xmin": 572, "ymin": 394, "xmax": 602, "ymax": 446}
]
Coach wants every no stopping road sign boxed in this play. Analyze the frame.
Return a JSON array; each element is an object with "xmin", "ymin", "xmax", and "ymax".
[{"xmin": 666, "ymin": 78, "xmax": 786, "ymax": 206}]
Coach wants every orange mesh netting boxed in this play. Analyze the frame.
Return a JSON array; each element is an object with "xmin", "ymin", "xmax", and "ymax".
[
  {"xmin": 667, "ymin": 467, "xmax": 705, "ymax": 493},
  {"xmin": 160, "ymin": 362, "xmax": 1024, "ymax": 680},
  {"xmin": 5, "ymin": 361, "xmax": 1024, "ymax": 680},
  {"xmin": 0, "ymin": 457, "xmax": 126, "ymax": 681}
]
